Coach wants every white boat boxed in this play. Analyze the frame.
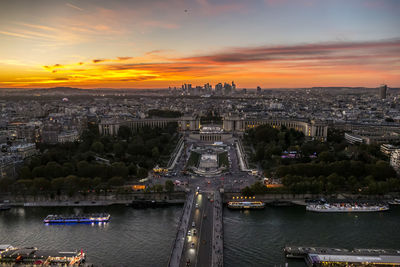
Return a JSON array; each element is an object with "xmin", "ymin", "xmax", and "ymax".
[
  {"xmin": 306, "ymin": 203, "xmax": 389, "ymax": 212},
  {"xmin": 388, "ymin": 199, "xmax": 400, "ymax": 205},
  {"xmin": 227, "ymin": 201, "xmax": 265, "ymax": 209},
  {"xmin": 0, "ymin": 204, "xmax": 11, "ymax": 211}
]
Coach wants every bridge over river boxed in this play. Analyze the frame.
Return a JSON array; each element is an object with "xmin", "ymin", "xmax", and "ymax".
[{"xmin": 168, "ymin": 190, "xmax": 223, "ymax": 267}]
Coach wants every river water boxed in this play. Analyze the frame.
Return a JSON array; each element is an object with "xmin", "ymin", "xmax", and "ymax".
[
  {"xmin": 224, "ymin": 205, "xmax": 400, "ymax": 267},
  {"xmin": 0, "ymin": 206, "xmax": 181, "ymax": 267},
  {"xmin": 0, "ymin": 205, "xmax": 399, "ymax": 267}
]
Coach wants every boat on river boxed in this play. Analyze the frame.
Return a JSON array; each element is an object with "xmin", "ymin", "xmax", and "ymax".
[
  {"xmin": 0, "ymin": 204, "xmax": 11, "ymax": 211},
  {"xmin": 43, "ymin": 213, "xmax": 110, "ymax": 223},
  {"xmin": 0, "ymin": 244, "xmax": 86, "ymax": 265},
  {"xmin": 227, "ymin": 201, "xmax": 265, "ymax": 209},
  {"xmin": 388, "ymin": 199, "xmax": 400, "ymax": 205},
  {"xmin": 306, "ymin": 203, "xmax": 389, "ymax": 212}
]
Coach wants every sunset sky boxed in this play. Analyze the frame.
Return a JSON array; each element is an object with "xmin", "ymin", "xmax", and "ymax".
[{"xmin": 0, "ymin": 0, "xmax": 399, "ymax": 89}]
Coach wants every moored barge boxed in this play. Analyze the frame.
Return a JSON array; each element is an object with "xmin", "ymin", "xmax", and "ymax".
[
  {"xmin": 0, "ymin": 245, "xmax": 86, "ymax": 265},
  {"xmin": 306, "ymin": 203, "xmax": 389, "ymax": 212},
  {"xmin": 43, "ymin": 213, "xmax": 110, "ymax": 223},
  {"xmin": 284, "ymin": 246, "xmax": 400, "ymax": 266}
]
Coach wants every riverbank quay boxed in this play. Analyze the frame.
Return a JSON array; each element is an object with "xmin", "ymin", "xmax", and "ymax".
[
  {"xmin": 222, "ymin": 192, "xmax": 400, "ymax": 205},
  {"xmin": 0, "ymin": 192, "xmax": 187, "ymax": 207}
]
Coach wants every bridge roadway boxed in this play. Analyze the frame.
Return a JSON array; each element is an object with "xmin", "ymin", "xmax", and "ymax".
[{"xmin": 168, "ymin": 190, "xmax": 223, "ymax": 267}]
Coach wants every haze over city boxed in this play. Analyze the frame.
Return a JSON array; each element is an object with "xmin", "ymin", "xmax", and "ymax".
[{"xmin": 0, "ymin": 0, "xmax": 399, "ymax": 89}]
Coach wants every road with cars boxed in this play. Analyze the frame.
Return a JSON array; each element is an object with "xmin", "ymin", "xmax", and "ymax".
[
  {"xmin": 179, "ymin": 190, "xmax": 214, "ymax": 267},
  {"xmin": 163, "ymin": 138, "xmax": 260, "ymax": 267}
]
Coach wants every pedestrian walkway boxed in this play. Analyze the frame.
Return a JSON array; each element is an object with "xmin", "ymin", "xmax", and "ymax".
[
  {"xmin": 168, "ymin": 192, "xmax": 194, "ymax": 267},
  {"xmin": 212, "ymin": 191, "xmax": 224, "ymax": 267}
]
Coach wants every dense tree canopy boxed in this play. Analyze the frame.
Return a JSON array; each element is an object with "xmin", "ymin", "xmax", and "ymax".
[
  {"xmin": 6, "ymin": 122, "xmax": 179, "ymax": 195},
  {"xmin": 243, "ymin": 124, "xmax": 400, "ymax": 195}
]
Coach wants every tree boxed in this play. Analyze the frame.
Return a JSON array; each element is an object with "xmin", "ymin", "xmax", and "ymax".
[
  {"xmin": 113, "ymin": 142, "xmax": 125, "ymax": 158},
  {"xmin": 111, "ymin": 162, "xmax": 129, "ymax": 178},
  {"xmin": 93, "ymin": 177, "xmax": 102, "ymax": 188},
  {"xmin": 62, "ymin": 162, "xmax": 76, "ymax": 176},
  {"xmin": 250, "ymin": 181, "xmax": 268, "ymax": 194},
  {"xmin": 32, "ymin": 177, "xmax": 51, "ymax": 191},
  {"xmin": 77, "ymin": 161, "xmax": 91, "ymax": 177},
  {"xmin": 91, "ymin": 141, "xmax": 104, "ymax": 154},
  {"xmin": 151, "ymin": 147, "xmax": 160, "ymax": 159},
  {"xmin": 29, "ymin": 156, "xmax": 42, "ymax": 170},
  {"xmin": 108, "ymin": 176, "xmax": 124, "ymax": 187},
  {"xmin": 117, "ymin": 125, "xmax": 132, "ymax": 140},
  {"xmin": 137, "ymin": 167, "xmax": 148, "ymax": 179},
  {"xmin": 45, "ymin": 161, "xmax": 63, "ymax": 178},
  {"xmin": 152, "ymin": 184, "xmax": 163, "ymax": 192},
  {"xmin": 319, "ymin": 151, "xmax": 335, "ymax": 163},
  {"xmin": 128, "ymin": 143, "xmax": 145, "ymax": 156},
  {"xmin": 19, "ymin": 166, "xmax": 32, "ymax": 179},
  {"xmin": 64, "ymin": 175, "xmax": 79, "ymax": 191},
  {"xmin": 0, "ymin": 178, "xmax": 14, "ymax": 192},
  {"xmin": 51, "ymin": 177, "xmax": 65, "ymax": 191},
  {"xmin": 32, "ymin": 166, "xmax": 46, "ymax": 178},
  {"xmin": 165, "ymin": 180, "xmax": 174, "ymax": 192},
  {"xmin": 79, "ymin": 177, "xmax": 93, "ymax": 190},
  {"xmin": 16, "ymin": 179, "xmax": 33, "ymax": 192}
]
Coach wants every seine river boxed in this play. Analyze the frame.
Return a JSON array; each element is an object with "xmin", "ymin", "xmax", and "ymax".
[
  {"xmin": 0, "ymin": 205, "xmax": 399, "ymax": 266},
  {"xmin": 224, "ymin": 205, "xmax": 400, "ymax": 267}
]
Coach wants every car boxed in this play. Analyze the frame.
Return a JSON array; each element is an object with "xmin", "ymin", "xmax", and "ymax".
[
  {"xmin": 195, "ymin": 203, "xmax": 199, "ymax": 209},
  {"xmin": 192, "ymin": 229, "xmax": 197, "ymax": 235},
  {"xmin": 186, "ymin": 259, "xmax": 191, "ymax": 266},
  {"xmin": 192, "ymin": 221, "xmax": 195, "ymax": 227},
  {"xmin": 188, "ymin": 230, "xmax": 192, "ymax": 236},
  {"xmin": 190, "ymin": 242, "xmax": 195, "ymax": 248}
]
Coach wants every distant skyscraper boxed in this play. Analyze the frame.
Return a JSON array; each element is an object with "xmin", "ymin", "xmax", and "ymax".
[
  {"xmin": 223, "ymin": 82, "xmax": 232, "ymax": 95},
  {"xmin": 256, "ymin": 86, "xmax": 262, "ymax": 94},
  {"xmin": 380, "ymin": 84, "xmax": 387, "ymax": 99},
  {"xmin": 215, "ymin": 83, "xmax": 223, "ymax": 95}
]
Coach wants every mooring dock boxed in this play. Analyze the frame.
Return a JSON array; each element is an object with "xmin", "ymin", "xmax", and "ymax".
[{"xmin": 285, "ymin": 246, "xmax": 400, "ymax": 266}]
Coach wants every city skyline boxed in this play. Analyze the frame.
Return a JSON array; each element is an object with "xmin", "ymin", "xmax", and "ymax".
[{"xmin": 0, "ymin": 0, "xmax": 399, "ymax": 89}]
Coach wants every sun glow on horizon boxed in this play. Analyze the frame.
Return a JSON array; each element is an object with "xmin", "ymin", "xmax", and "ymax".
[{"xmin": 0, "ymin": 0, "xmax": 399, "ymax": 89}]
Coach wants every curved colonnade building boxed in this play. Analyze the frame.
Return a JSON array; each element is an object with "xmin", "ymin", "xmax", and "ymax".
[{"xmin": 98, "ymin": 114, "xmax": 328, "ymax": 141}]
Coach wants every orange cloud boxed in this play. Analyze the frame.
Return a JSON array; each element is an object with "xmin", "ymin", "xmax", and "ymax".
[{"xmin": 2, "ymin": 39, "xmax": 400, "ymax": 88}]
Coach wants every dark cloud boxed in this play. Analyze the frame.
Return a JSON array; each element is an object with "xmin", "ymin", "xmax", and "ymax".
[
  {"xmin": 92, "ymin": 59, "xmax": 107, "ymax": 63},
  {"xmin": 117, "ymin": 57, "xmax": 133, "ymax": 61},
  {"xmin": 43, "ymin": 64, "xmax": 64, "ymax": 70},
  {"xmin": 102, "ymin": 63, "xmax": 200, "ymax": 73},
  {"xmin": 180, "ymin": 39, "xmax": 400, "ymax": 64}
]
